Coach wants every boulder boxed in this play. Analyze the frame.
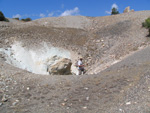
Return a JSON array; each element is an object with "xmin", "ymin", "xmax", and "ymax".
[
  {"xmin": 48, "ymin": 58, "xmax": 72, "ymax": 75},
  {"xmin": 124, "ymin": 6, "xmax": 130, "ymax": 13},
  {"xmin": 123, "ymin": 6, "xmax": 134, "ymax": 13},
  {"xmin": 46, "ymin": 55, "xmax": 61, "ymax": 68},
  {"xmin": 130, "ymin": 9, "xmax": 135, "ymax": 12}
]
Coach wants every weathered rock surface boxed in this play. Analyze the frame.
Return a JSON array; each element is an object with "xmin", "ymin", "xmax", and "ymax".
[
  {"xmin": 124, "ymin": 6, "xmax": 134, "ymax": 13},
  {"xmin": 46, "ymin": 55, "xmax": 62, "ymax": 70},
  {"xmin": 48, "ymin": 58, "xmax": 72, "ymax": 75}
]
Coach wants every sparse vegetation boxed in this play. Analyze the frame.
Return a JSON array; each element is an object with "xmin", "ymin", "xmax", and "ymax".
[
  {"xmin": 111, "ymin": 8, "xmax": 119, "ymax": 15},
  {"xmin": 13, "ymin": 18, "xmax": 20, "ymax": 20},
  {"xmin": 0, "ymin": 11, "xmax": 9, "ymax": 22},
  {"xmin": 21, "ymin": 18, "xmax": 32, "ymax": 22},
  {"xmin": 142, "ymin": 17, "xmax": 150, "ymax": 36}
]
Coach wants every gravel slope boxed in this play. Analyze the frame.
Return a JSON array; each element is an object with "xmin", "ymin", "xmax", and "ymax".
[
  {"xmin": 0, "ymin": 44, "xmax": 150, "ymax": 113},
  {"xmin": 0, "ymin": 10, "xmax": 150, "ymax": 113},
  {"xmin": 0, "ymin": 11, "xmax": 150, "ymax": 75}
]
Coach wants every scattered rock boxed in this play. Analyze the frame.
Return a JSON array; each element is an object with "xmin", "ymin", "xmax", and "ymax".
[
  {"xmin": 126, "ymin": 102, "xmax": 131, "ymax": 105},
  {"xmin": 119, "ymin": 109, "xmax": 123, "ymax": 112},
  {"xmin": 96, "ymin": 40, "xmax": 100, "ymax": 43},
  {"xmin": 0, "ymin": 103, "xmax": 3, "ymax": 106},
  {"xmin": 64, "ymin": 98, "xmax": 68, "ymax": 102},
  {"xmin": 27, "ymin": 87, "xmax": 30, "ymax": 90},
  {"xmin": 83, "ymin": 106, "xmax": 87, "ymax": 109},
  {"xmin": 61, "ymin": 103, "xmax": 66, "ymax": 106},
  {"xmin": 134, "ymin": 102, "xmax": 137, "ymax": 104},
  {"xmin": 84, "ymin": 87, "xmax": 89, "ymax": 90},
  {"xmin": 66, "ymin": 107, "xmax": 70, "ymax": 109},
  {"xmin": 86, "ymin": 97, "xmax": 89, "ymax": 101},
  {"xmin": 2, "ymin": 95, "xmax": 8, "ymax": 102},
  {"xmin": 0, "ymin": 10, "xmax": 150, "ymax": 113},
  {"xmin": 12, "ymin": 100, "xmax": 19, "ymax": 106},
  {"xmin": 4, "ymin": 39, "xmax": 9, "ymax": 44}
]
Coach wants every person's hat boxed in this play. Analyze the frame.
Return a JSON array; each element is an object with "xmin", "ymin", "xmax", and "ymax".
[{"xmin": 80, "ymin": 58, "xmax": 83, "ymax": 60}]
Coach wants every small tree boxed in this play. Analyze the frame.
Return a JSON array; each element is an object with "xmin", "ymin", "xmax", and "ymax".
[
  {"xmin": 21, "ymin": 18, "xmax": 32, "ymax": 22},
  {"xmin": 0, "ymin": 11, "xmax": 6, "ymax": 21},
  {"xmin": 111, "ymin": 7, "xmax": 119, "ymax": 15},
  {"xmin": 142, "ymin": 17, "xmax": 150, "ymax": 36},
  {"xmin": 13, "ymin": 18, "xmax": 20, "ymax": 20},
  {"xmin": 0, "ymin": 11, "xmax": 9, "ymax": 22}
]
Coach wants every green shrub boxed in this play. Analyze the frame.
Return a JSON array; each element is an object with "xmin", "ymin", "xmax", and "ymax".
[
  {"xmin": 21, "ymin": 18, "xmax": 32, "ymax": 22},
  {"xmin": 142, "ymin": 17, "xmax": 150, "ymax": 36},
  {"xmin": 111, "ymin": 8, "xmax": 119, "ymax": 15},
  {"xmin": 0, "ymin": 11, "xmax": 8, "ymax": 22},
  {"xmin": 13, "ymin": 18, "xmax": 20, "ymax": 20},
  {"xmin": 5, "ymin": 18, "xmax": 9, "ymax": 22}
]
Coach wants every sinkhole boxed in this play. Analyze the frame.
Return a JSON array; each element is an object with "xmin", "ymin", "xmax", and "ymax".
[{"xmin": 0, "ymin": 41, "xmax": 78, "ymax": 75}]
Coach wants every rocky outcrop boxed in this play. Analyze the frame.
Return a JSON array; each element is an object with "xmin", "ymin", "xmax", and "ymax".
[
  {"xmin": 46, "ymin": 55, "xmax": 61, "ymax": 69},
  {"xmin": 124, "ymin": 6, "xmax": 134, "ymax": 13},
  {"xmin": 130, "ymin": 9, "xmax": 135, "ymax": 12},
  {"xmin": 47, "ymin": 58, "xmax": 72, "ymax": 75}
]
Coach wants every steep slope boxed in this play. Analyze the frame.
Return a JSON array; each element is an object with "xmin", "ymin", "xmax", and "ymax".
[
  {"xmin": 86, "ymin": 11, "xmax": 150, "ymax": 74},
  {"xmin": 28, "ymin": 11, "xmax": 150, "ymax": 74},
  {"xmin": 31, "ymin": 16, "xmax": 92, "ymax": 29},
  {"xmin": 0, "ymin": 11, "xmax": 150, "ymax": 75},
  {"xmin": 0, "ymin": 37, "xmax": 150, "ymax": 113},
  {"xmin": 0, "ymin": 10, "xmax": 150, "ymax": 113}
]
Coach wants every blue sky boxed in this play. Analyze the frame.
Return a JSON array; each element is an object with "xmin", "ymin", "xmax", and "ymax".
[{"xmin": 0, "ymin": 0, "xmax": 150, "ymax": 20}]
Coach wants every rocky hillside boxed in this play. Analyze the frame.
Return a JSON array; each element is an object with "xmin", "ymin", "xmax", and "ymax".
[
  {"xmin": 0, "ymin": 10, "xmax": 150, "ymax": 113},
  {"xmin": 1, "ymin": 11, "xmax": 150, "ymax": 74}
]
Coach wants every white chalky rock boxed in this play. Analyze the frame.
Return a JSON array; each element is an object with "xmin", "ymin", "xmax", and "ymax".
[
  {"xmin": 84, "ymin": 87, "xmax": 89, "ymax": 90},
  {"xmin": 126, "ymin": 102, "xmax": 131, "ymax": 105},
  {"xmin": 86, "ymin": 97, "xmax": 89, "ymax": 101},
  {"xmin": 27, "ymin": 87, "xmax": 30, "ymax": 90},
  {"xmin": 83, "ymin": 106, "xmax": 87, "ymax": 109}
]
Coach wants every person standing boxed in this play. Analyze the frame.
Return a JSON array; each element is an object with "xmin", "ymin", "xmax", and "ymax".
[{"xmin": 77, "ymin": 58, "xmax": 85, "ymax": 75}]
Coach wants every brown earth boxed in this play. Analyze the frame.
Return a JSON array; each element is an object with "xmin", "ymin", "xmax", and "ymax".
[{"xmin": 0, "ymin": 10, "xmax": 150, "ymax": 113}]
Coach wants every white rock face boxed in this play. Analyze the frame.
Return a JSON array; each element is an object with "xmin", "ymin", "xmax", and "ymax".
[{"xmin": 0, "ymin": 41, "xmax": 78, "ymax": 75}]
